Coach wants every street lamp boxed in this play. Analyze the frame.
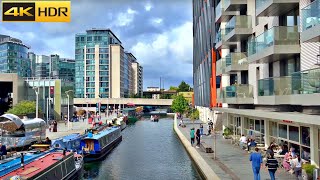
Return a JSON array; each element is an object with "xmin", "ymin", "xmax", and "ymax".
[
  {"xmin": 65, "ymin": 90, "xmax": 73, "ymax": 130},
  {"xmin": 32, "ymin": 87, "xmax": 39, "ymax": 118},
  {"xmin": 86, "ymin": 93, "xmax": 89, "ymax": 125}
]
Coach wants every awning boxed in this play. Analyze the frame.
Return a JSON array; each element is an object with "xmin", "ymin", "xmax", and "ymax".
[
  {"xmin": 127, "ymin": 103, "xmax": 135, "ymax": 106},
  {"xmin": 213, "ymin": 107, "xmax": 320, "ymax": 126},
  {"xmin": 0, "ymin": 114, "xmax": 23, "ymax": 128}
]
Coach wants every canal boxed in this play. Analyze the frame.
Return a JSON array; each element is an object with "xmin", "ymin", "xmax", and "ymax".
[{"xmin": 82, "ymin": 117, "xmax": 202, "ymax": 180}]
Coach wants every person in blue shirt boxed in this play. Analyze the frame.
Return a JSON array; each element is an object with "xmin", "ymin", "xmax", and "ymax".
[
  {"xmin": 190, "ymin": 128, "xmax": 195, "ymax": 146},
  {"xmin": 250, "ymin": 147, "xmax": 263, "ymax": 180}
]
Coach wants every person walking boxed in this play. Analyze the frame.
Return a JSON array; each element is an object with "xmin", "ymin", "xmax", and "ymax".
[
  {"xmin": 200, "ymin": 124, "xmax": 203, "ymax": 136},
  {"xmin": 292, "ymin": 154, "xmax": 302, "ymax": 180},
  {"xmin": 190, "ymin": 128, "xmax": 195, "ymax": 146},
  {"xmin": 249, "ymin": 147, "xmax": 263, "ymax": 180},
  {"xmin": 265, "ymin": 152, "xmax": 278, "ymax": 180},
  {"xmin": 195, "ymin": 129, "xmax": 201, "ymax": 148}
]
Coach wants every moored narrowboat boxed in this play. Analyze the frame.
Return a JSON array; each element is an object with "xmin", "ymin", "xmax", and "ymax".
[
  {"xmin": 80, "ymin": 126, "xmax": 122, "ymax": 163},
  {"xmin": 51, "ymin": 133, "xmax": 86, "ymax": 152}
]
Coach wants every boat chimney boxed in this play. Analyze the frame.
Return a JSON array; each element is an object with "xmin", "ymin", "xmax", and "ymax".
[
  {"xmin": 21, "ymin": 153, "xmax": 24, "ymax": 168},
  {"xmin": 63, "ymin": 148, "xmax": 66, "ymax": 156}
]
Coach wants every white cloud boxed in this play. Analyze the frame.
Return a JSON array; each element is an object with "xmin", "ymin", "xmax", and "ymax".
[
  {"xmin": 144, "ymin": 2, "xmax": 152, "ymax": 11},
  {"xmin": 115, "ymin": 8, "xmax": 138, "ymax": 27},
  {"xmin": 151, "ymin": 18, "xmax": 163, "ymax": 26}
]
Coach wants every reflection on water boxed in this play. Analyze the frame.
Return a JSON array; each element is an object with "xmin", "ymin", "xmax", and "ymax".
[{"xmin": 82, "ymin": 117, "xmax": 202, "ymax": 180}]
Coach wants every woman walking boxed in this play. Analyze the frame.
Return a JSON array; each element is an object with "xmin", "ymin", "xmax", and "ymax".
[
  {"xmin": 265, "ymin": 152, "xmax": 278, "ymax": 180},
  {"xmin": 190, "ymin": 128, "xmax": 195, "ymax": 146},
  {"xmin": 195, "ymin": 129, "xmax": 201, "ymax": 148}
]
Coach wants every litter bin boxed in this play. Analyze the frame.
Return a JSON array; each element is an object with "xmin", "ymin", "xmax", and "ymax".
[{"xmin": 314, "ymin": 168, "xmax": 320, "ymax": 180}]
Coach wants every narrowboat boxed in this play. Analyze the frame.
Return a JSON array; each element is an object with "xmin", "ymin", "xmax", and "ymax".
[
  {"xmin": 114, "ymin": 117, "xmax": 127, "ymax": 131},
  {"xmin": 80, "ymin": 126, "xmax": 122, "ymax": 163},
  {"xmin": 1, "ymin": 150, "xmax": 83, "ymax": 180},
  {"xmin": 51, "ymin": 133, "xmax": 86, "ymax": 152}
]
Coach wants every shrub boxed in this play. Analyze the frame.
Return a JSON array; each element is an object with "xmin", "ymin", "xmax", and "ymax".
[{"xmin": 302, "ymin": 164, "xmax": 317, "ymax": 179}]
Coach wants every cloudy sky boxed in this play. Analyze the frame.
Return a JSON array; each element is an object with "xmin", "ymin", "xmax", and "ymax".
[{"xmin": 0, "ymin": 0, "xmax": 193, "ymax": 90}]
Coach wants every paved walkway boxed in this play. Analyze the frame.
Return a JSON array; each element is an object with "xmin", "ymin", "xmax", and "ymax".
[
  {"xmin": 178, "ymin": 119, "xmax": 296, "ymax": 180},
  {"xmin": 46, "ymin": 113, "xmax": 118, "ymax": 140}
]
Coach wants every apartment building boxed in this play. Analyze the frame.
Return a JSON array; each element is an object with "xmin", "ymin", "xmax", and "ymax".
[
  {"xmin": 193, "ymin": 0, "xmax": 320, "ymax": 165},
  {"xmin": 131, "ymin": 56, "xmax": 143, "ymax": 97},
  {"xmin": 0, "ymin": 35, "xmax": 31, "ymax": 77},
  {"xmin": 75, "ymin": 28, "xmax": 143, "ymax": 100}
]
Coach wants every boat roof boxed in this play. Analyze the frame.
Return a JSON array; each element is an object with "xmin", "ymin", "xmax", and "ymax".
[
  {"xmin": 55, "ymin": 133, "xmax": 82, "ymax": 142},
  {"xmin": 22, "ymin": 118, "xmax": 45, "ymax": 125},
  {"xmin": 84, "ymin": 127, "xmax": 120, "ymax": 140},
  {"xmin": 0, "ymin": 114, "xmax": 23, "ymax": 128},
  {"xmin": 1, "ymin": 152, "xmax": 72, "ymax": 179}
]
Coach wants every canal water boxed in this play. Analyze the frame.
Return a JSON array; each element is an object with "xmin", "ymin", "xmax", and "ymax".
[{"xmin": 82, "ymin": 117, "xmax": 202, "ymax": 180}]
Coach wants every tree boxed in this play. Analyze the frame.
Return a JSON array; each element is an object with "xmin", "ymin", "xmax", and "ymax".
[
  {"xmin": 7, "ymin": 100, "xmax": 42, "ymax": 116},
  {"xmin": 169, "ymin": 86, "xmax": 179, "ymax": 91},
  {"xmin": 178, "ymin": 81, "xmax": 191, "ymax": 92},
  {"xmin": 171, "ymin": 94, "xmax": 189, "ymax": 114}
]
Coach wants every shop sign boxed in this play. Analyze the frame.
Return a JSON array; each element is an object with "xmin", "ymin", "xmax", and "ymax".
[{"xmin": 282, "ymin": 120, "xmax": 293, "ymax": 123}]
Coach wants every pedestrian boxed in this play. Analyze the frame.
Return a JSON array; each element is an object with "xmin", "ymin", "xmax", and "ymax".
[
  {"xmin": 239, "ymin": 134, "xmax": 247, "ymax": 150},
  {"xmin": 64, "ymin": 116, "xmax": 67, "ymax": 126},
  {"xmin": 249, "ymin": 147, "xmax": 263, "ymax": 180},
  {"xmin": 53, "ymin": 120, "xmax": 58, "ymax": 132},
  {"xmin": 265, "ymin": 152, "xmax": 278, "ymax": 180},
  {"xmin": 190, "ymin": 128, "xmax": 195, "ymax": 146},
  {"xmin": 195, "ymin": 129, "xmax": 201, "ymax": 148},
  {"xmin": 207, "ymin": 124, "xmax": 211, "ymax": 136},
  {"xmin": 292, "ymin": 154, "xmax": 302, "ymax": 179},
  {"xmin": 200, "ymin": 124, "xmax": 203, "ymax": 136}
]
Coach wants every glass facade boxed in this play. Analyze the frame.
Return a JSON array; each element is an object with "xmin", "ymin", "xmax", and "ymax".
[{"xmin": 0, "ymin": 39, "xmax": 31, "ymax": 77}]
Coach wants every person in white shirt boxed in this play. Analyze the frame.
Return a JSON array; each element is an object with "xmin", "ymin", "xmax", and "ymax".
[
  {"xmin": 291, "ymin": 154, "xmax": 302, "ymax": 179},
  {"xmin": 239, "ymin": 134, "xmax": 247, "ymax": 150}
]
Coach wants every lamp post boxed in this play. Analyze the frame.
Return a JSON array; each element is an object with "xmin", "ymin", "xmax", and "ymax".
[
  {"xmin": 65, "ymin": 90, "xmax": 73, "ymax": 130},
  {"xmin": 86, "ymin": 93, "xmax": 89, "ymax": 125},
  {"xmin": 33, "ymin": 87, "xmax": 39, "ymax": 118}
]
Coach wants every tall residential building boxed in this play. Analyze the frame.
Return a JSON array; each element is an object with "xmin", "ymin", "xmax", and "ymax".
[
  {"xmin": 75, "ymin": 28, "xmax": 142, "ymax": 99},
  {"xmin": 131, "ymin": 59, "xmax": 143, "ymax": 97},
  {"xmin": 35, "ymin": 55, "xmax": 50, "ymax": 78},
  {"xmin": 28, "ymin": 52, "xmax": 36, "ymax": 77},
  {"xmin": 193, "ymin": 0, "xmax": 320, "ymax": 165},
  {"xmin": 0, "ymin": 35, "xmax": 31, "ymax": 77}
]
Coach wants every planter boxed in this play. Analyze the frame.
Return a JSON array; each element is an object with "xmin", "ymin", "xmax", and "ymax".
[{"xmin": 223, "ymin": 135, "xmax": 232, "ymax": 139}]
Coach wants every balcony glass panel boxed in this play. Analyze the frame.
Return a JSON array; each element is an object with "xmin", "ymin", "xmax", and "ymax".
[
  {"xmin": 225, "ymin": 16, "xmax": 252, "ymax": 35},
  {"xmin": 247, "ymin": 26, "xmax": 299, "ymax": 56},
  {"xmin": 291, "ymin": 68, "xmax": 320, "ymax": 94},
  {"xmin": 301, "ymin": 0, "xmax": 320, "ymax": 31},
  {"xmin": 216, "ymin": 59, "xmax": 222, "ymax": 75},
  {"xmin": 215, "ymin": 29, "xmax": 226, "ymax": 44},
  {"xmin": 256, "ymin": 0, "xmax": 270, "ymax": 11},
  {"xmin": 215, "ymin": 1, "xmax": 222, "ymax": 20},
  {"xmin": 258, "ymin": 76, "xmax": 292, "ymax": 96},
  {"xmin": 223, "ymin": 84, "xmax": 253, "ymax": 98},
  {"xmin": 225, "ymin": 52, "xmax": 248, "ymax": 67}
]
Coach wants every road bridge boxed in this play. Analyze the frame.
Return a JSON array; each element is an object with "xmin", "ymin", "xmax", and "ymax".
[{"xmin": 74, "ymin": 98, "xmax": 173, "ymax": 106}]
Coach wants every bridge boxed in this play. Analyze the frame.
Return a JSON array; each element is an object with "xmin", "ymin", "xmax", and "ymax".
[{"xmin": 74, "ymin": 98, "xmax": 173, "ymax": 106}]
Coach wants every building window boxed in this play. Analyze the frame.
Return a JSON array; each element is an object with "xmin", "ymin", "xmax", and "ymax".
[
  {"xmin": 279, "ymin": 124, "xmax": 287, "ymax": 139},
  {"xmin": 269, "ymin": 121, "xmax": 278, "ymax": 137},
  {"xmin": 301, "ymin": 126, "xmax": 310, "ymax": 146},
  {"xmin": 289, "ymin": 126, "xmax": 299, "ymax": 142}
]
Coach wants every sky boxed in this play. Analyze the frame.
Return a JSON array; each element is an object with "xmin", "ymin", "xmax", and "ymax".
[{"xmin": 0, "ymin": 0, "xmax": 193, "ymax": 90}]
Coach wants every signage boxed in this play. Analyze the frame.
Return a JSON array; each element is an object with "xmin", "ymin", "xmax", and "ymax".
[
  {"xmin": 50, "ymin": 86, "xmax": 54, "ymax": 95},
  {"xmin": 282, "ymin": 120, "xmax": 293, "ymax": 123},
  {"xmin": 2, "ymin": 0, "xmax": 71, "ymax": 22}
]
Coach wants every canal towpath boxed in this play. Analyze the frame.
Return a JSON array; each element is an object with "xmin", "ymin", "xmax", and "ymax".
[
  {"xmin": 175, "ymin": 118, "xmax": 296, "ymax": 180},
  {"xmin": 46, "ymin": 113, "xmax": 117, "ymax": 140}
]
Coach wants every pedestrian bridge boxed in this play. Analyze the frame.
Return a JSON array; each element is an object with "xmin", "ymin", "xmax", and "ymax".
[{"xmin": 74, "ymin": 98, "xmax": 173, "ymax": 106}]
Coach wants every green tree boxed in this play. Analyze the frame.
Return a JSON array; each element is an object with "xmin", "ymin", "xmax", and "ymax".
[
  {"xmin": 171, "ymin": 94, "xmax": 188, "ymax": 114},
  {"xmin": 178, "ymin": 81, "xmax": 191, "ymax": 92},
  {"xmin": 169, "ymin": 86, "xmax": 179, "ymax": 91},
  {"xmin": 7, "ymin": 101, "xmax": 42, "ymax": 116}
]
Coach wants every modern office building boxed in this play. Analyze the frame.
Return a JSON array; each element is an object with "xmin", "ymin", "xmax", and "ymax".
[
  {"xmin": 0, "ymin": 35, "xmax": 31, "ymax": 77},
  {"xmin": 75, "ymin": 28, "xmax": 143, "ymax": 99},
  {"xmin": 28, "ymin": 52, "xmax": 37, "ymax": 77},
  {"xmin": 193, "ymin": 0, "xmax": 320, "ymax": 165},
  {"xmin": 131, "ymin": 59, "xmax": 143, "ymax": 97},
  {"xmin": 35, "ymin": 55, "xmax": 51, "ymax": 78}
]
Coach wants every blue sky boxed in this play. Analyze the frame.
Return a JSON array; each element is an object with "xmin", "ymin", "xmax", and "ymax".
[{"xmin": 0, "ymin": 0, "xmax": 193, "ymax": 90}]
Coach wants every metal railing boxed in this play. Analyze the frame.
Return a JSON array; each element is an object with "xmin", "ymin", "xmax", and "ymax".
[
  {"xmin": 225, "ymin": 52, "xmax": 248, "ymax": 67},
  {"xmin": 223, "ymin": 84, "xmax": 253, "ymax": 98},
  {"xmin": 225, "ymin": 15, "xmax": 252, "ymax": 35}
]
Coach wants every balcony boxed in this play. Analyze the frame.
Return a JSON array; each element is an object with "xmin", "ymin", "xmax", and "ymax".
[
  {"xmin": 217, "ymin": 88, "xmax": 223, "ymax": 103},
  {"xmin": 215, "ymin": 29, "xmax": 237, "ymax": 50},
  {"xmin": 258, "ymin": 69, "xmax": 320, "ymax": 105},
  {"xmin": 224, "ymin": 16, "xmax": 252, "ymax": 42},
  {"xmin": 224, "ymin": 53, "xmax": 248, "ymax": 73},
  {"xmin": 256, "ymin": 0, "xmax": 299, "ymax": 17},
  {"xmin": 247, "ymin": 26, "xmax": 300, "ymax": 64},
  {"xmin": 216, "ymin": 58, "xmax": 225, "ymax": 76},
  {"xmin": 222, "ymin": 84, "xmax": 254, "ymax": 104},
  {"xmin": 223, "ymin": 0, "xmax": 247, "ymax": 12},
  {"xmin": 301, "ymin": 0, "xmax": 320, "ymax": 42},
  {"xmin": 215, "ymin": 1, "xmax": 238, "ymax": 23}
]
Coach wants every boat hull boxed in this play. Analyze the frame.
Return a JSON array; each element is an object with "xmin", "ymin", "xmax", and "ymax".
[
  {"xmin": 65, "ymin": 165, "xmax": 83, "ymax": 180},
  {"xmin": 83, "ymin": 135, "xmax": 122, "ymax": 163}
]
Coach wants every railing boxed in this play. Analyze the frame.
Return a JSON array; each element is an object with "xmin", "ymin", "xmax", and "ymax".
[
  {"xmin": 247, "ymin": 26, "xmax": 299, "ymax": 56},
  {"xmin": 216, "ymin": 59, "xmax": 222, "ymax": 75},
  {"xmin": 223, "ymin": 84, "xmax": 253, "ymax": 98},
  {"xmin": 225, "ymin": 16, "xmax": 252, "ymax": 35},
  {"xmin": 258, "ymin": 76, "xmax": 292, "ymax": 96},
  {"xmin": 225, "ymin": 52, "xmax": 248, "ymax": 67},
  {"xmin": 222, "ymin": 0, "xmax": 231, "ymax": 10},
  {"xmin": 215, "ymin": 29, "xmax": 226, "ymax": 44},
  {"xmin": 291, "ymin": 67, "xmax": 320, "ymax": 94},
  {"xmin": 301, "ymin": 0, "xmax": 320, "ymax": 31}
]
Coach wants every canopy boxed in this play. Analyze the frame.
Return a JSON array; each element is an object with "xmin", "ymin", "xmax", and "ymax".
[
  {"xmin": 127, "ymin": 103, "xmax": 135, "ymax": 106},
  {"xmin": 0, "ymin": 114, "xmax": 23, "ymax": 128}
]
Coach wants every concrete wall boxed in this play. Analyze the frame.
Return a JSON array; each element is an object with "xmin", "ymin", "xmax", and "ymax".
[{"xmin": 110, "ymin": 45, "xmax": 122, "ymax": 98}]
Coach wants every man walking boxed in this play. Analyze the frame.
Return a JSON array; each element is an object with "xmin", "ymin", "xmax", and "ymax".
[
  {"xmin": 249, "ymin": 147, "xmax": 263, "ymax": 180},
  {"xmin": 190, "ymin": 128, "xmax": 195, "ymax": 146}
]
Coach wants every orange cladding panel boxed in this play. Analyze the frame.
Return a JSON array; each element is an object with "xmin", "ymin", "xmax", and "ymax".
[{"xmin": 210, "ymin": 48, "xmax": 217, "ymax": 107}]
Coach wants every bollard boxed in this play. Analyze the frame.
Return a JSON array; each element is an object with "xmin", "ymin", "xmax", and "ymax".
[{"xmin": 313, "ymin": 168, "xmax": 320, "ymax": 180}]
